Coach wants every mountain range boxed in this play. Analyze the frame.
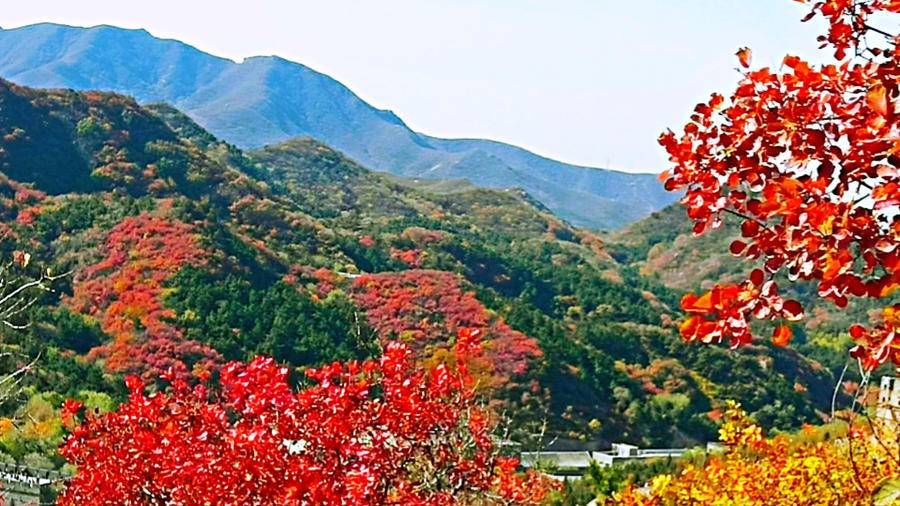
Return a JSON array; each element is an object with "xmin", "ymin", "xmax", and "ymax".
[{"xmin": 0, "ymin": 22, "xmax": 677, "ymax": 230}]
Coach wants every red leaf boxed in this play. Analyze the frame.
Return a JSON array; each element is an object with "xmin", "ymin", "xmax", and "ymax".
[
  {"xmin": 782, "ymin": 300, "xmax": 804, "ymax": 321},
  {"xmin": 741, "ymin": 220, "xmax": 760, "ymax": 238},
  {"xmin": 730, "ymin": 240, "xmax": 748, "ymax": 255},
  {"xmin": 750, "ymin": 269, "xmax": 765, "ymax": 286}
]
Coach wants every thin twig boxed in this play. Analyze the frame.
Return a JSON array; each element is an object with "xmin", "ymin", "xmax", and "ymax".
[{"xmin": 832, "ymin": 361, "xmax": 850, "ymax": 421}]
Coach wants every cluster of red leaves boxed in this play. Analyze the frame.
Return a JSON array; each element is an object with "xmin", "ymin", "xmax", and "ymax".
[
  {"xmin": 679, "ymin": 275, "xmax": 803, "ymax": 347},
  {"xmin": 358, "ymin": 234, "xmax": 376, "ymax": 248},
  {"xmin": 58, "ymin": 331, "xmax": 557, "ymax": 505},
  {"xmin": 351, "ymin": 270, "xmax": 542, "ymax": 389},
  {"xmin": 310, "ymin": 266, "xmax": 340, "ymax": 297},
  {"xmin": 400, "ymin": 226, "xmax": 446, "ymax": 245},
  {"xmin": 229, "ymin": 194, "xmax": 315, "ymax": 234},
  {"xmin": 660, "ymin": 0, "xmax": 899, "ymax": 368},
  {"xmin": 283, "ymin": 265, "xmax": 342, "ymax": 298},
  {"xmin": 90, "ymin": 157, "xmax": 148, "ymax": 189},
  {"xmin": 618, "ymin": 358, "xmax": 695, "ymax": 396},
  {"xmin": 13, "ymin": 186, "xmax": 45, "ymax": 205},
  {"xmin": 68, "ymin": 213, "xmax": 221, "ymax": 380},
  {"xmin": 14, "ymin": 206, "xmax": 41, "ymax": 226},
  {"xmin": 0, "ymin": 174, "xmax": 46, "ymax": 231},
  {"xmin": 390, "ymin": 247, "xmax": 424, "ymax": 268},
  {"xmin": 13, "ymin": 184, "xmax": 46, "ymax": 224},
  {"xmin": 802, "ymin": 0, "xmax": 900, "ymax": 60}
]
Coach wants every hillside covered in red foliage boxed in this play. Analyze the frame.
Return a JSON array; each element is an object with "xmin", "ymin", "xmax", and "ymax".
[
  {"xmin": 67, "ymin": 212, "xmax": 221, "ymax": 381},
  {"xmin": 351, "ymin": 270, "xmax": 542, "ymax": 390}
]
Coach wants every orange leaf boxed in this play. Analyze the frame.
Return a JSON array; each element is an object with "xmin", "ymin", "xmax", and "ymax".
[
  {"xmin": 679, "ymin": 316, "xmax": 701, "ymax": 338},
  {"xmin": 682, "ymin": 292, "xmax": 713, "ymax": 313},
  {"xmin": 772, "ymin": 325, "xmax": 792, "ymax": 347},
  {"xmin": 736, "ymin": 47, "xmax": 752, "ymax": 68},
  {"xmin": 867, "ymin": 83, "xmax": 888, "ymax": 117}
]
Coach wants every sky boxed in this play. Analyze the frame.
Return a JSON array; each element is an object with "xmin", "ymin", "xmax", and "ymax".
[{"xmin": 1, "ymin": 0, "xmax": 828, "ymax": 173}]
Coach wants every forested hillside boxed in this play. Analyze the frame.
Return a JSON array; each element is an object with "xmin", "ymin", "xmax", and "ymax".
[
  {"xmin": 607, "ymin": 205, "xmax": 888, "ymax": 383},
  {"xmin": 0, "ymin": 80, "xmax": 843, "ymax": 471}
]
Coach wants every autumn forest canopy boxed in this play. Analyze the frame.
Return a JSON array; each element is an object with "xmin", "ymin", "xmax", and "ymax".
[{"xmin": 0, "ymin": 0, "xmax": 893, "ymax": 504}]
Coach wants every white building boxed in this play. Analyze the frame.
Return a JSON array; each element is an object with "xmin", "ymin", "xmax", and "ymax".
[
  {"xmin": 518, "ymin": 443, "xmax": 689, "ymax": 480},
  {"xmin": 591, "ymin": 443, "xmax": 687, "ymax": 467},
  {"xmin": 877, "ymin": 376, "xmax": 900, "ymax": 423}
]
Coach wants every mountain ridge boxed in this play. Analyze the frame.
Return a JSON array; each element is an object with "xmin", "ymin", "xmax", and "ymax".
[{"xmin": 0, "ymin": 22, "xmax": 677, "ymax": 230}]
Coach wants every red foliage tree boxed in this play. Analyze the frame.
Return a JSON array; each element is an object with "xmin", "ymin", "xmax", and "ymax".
[
  {"xmin": 0, "ymin": 174, "xmax": 47, "ymax": 230},
  {"xmin": 400, "ymin": 226, "xmax": 445, "ymax": 245},
  {"xmin": 358, "ymin": 234, "xmax": 376, "ymax": 248},
  {"xmin": 68, "ymin": 213, "xmax": 221, "ymax": 380},
  {"xmin": 58, "ymin": 330, "xmax": 557, "ymax": 505},
  {"xmin": 351, "ymin": 270, "xmax": 542, "ymax": 389},
  {"xmin": 660, "ymin": 0, "xmax": 899, "ymax": 369},
  {"xmin": 390, "ymin": 247, "xmax": 425, "ymax": 268}
]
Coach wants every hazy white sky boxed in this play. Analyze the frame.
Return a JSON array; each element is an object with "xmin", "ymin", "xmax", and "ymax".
[{"xmin": 1, "ymin": 1, "xmax": 827, "ymax": 173}]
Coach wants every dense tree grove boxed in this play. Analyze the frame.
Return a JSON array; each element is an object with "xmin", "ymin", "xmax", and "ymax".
[{"xmin": 165, "ymin": 267, "xmax": 378, "ymax": 367}]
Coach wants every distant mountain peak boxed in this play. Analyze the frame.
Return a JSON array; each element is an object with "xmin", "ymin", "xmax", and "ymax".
[{"xmin": 0, "ymin": 23, "xmax": 678, "ymax": 229}]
